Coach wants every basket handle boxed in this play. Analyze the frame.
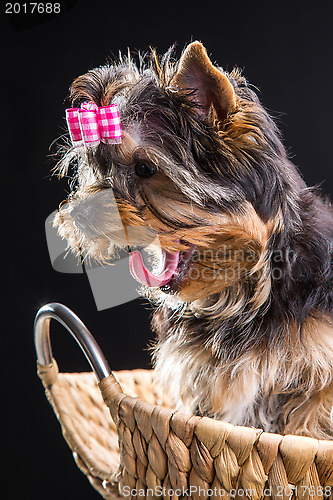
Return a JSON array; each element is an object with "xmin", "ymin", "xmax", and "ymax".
[{"xmin": 34, "ymin": 302, "xmax": 111, "ymax": 382}]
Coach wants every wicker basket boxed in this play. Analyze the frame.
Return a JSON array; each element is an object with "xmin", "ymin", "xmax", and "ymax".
[{"xmin": 34, "ymin": 303, "xmax": 333, "ymax": 500}]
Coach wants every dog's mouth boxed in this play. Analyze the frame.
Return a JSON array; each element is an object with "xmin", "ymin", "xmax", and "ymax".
[{"xmin": 129, "ymin": 243, "xmax": 196, "ymax": 291}]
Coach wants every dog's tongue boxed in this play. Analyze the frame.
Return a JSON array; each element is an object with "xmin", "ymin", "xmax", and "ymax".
[{"xmin": 129, "ymin": 249, "xmax": 179, "ymax": 287}]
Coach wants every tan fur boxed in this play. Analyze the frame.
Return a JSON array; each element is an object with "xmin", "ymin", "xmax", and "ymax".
[{"xmin": 146, "ymin": 203, "xmax": 280, "ymax": 303}]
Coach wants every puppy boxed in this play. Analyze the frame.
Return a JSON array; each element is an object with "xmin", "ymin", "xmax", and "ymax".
[{"xmin": 55, "ymin": 41, "xmax": 333, "ymax": 438}]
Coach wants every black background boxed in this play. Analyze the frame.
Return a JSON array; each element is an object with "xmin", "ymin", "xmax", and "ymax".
[{"xmin": 2, "ymin": 1, "xmax": 333, "ymax": 498}]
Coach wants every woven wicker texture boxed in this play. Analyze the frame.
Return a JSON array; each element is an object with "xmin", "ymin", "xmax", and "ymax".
[{"xmin": 38, "ymin": 362, "xmax": 333, "ymax": 500}]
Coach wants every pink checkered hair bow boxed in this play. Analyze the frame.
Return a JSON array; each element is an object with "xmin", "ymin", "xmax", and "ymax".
[{"xmin": 65, "ymin": 102, "xmax": 122, "ymax": 148}]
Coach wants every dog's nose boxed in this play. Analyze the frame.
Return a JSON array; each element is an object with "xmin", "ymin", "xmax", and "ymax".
[
  {"xmin": 71, "ymin": 205, "xmax": 93, "ymax": 230},
  {"xmin": 73, "ymin": 212, "xmax": 88, "ymax": 230}
]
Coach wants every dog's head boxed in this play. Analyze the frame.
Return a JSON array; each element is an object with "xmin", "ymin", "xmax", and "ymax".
[{"xmin": 55, "ymin": 41, "xmax": 302, "ymax": 308}]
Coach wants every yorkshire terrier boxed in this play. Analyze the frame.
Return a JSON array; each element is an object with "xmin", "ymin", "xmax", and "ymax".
[{"xmin": 54, "ymin": 41, "xmax": 333, "ymax": 439}]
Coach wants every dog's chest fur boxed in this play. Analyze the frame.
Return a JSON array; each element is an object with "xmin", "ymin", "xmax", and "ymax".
[{"xmin": 152, "ymin": 305, "xmax": 333, "ymax": 437}]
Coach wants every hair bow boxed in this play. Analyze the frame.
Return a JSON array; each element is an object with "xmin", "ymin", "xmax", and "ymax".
[{"xmin": 65, "ymin": 102, "xmax": 122, "ymax": 148}]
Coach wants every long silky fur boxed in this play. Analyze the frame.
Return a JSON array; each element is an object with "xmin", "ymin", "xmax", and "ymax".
[{"xmin": 55, "ymin": 45, "xmax": 333, "ymax": 438}]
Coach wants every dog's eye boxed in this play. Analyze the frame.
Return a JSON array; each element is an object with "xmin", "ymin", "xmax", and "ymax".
[{"xmin": 135, "ymin": 162, "xmax": 157, "ymax": 178}]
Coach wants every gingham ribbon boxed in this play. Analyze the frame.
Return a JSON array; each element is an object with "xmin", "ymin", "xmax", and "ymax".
[{"xmin": 65, "ymin": 102, "xmax": 122, "ymax": 147}]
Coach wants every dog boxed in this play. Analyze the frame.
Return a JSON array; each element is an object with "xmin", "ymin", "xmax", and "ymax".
[{"xmin": 54, "ymin": 41, "xmax": 333, "ymax": 439}]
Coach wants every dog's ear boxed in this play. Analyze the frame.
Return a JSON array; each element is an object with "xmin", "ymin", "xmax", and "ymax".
[{"xmin": 172, "ymin": 41, "xmax": 236, "ymax": 122}]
